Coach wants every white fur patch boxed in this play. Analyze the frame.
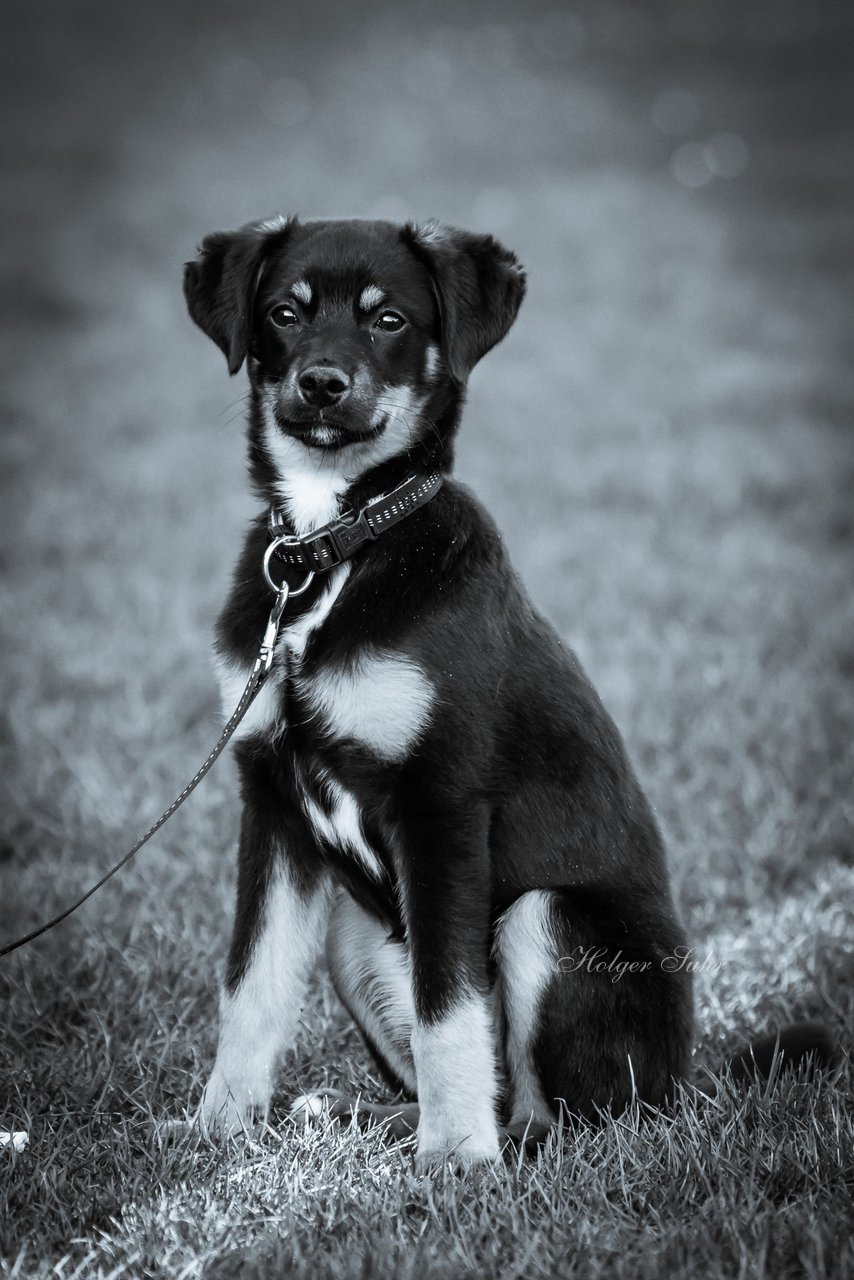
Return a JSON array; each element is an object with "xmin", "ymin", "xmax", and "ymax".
[
  {"xmin": 300, "ymin": 771, "xmax": 384, "ymax": 881},
  {"xmin": 327, "ymin": 890, "xmax": 417, "ymax": 1092},
  {"xmin": 307, "ymin": 424, "xmax": 338, "ymax": 447},
  {"xmin": 423, "ymin": 343, "xmax": 440, "ymax": 380},
  {"xmin": 411, "ymin": 993, "xmax": 500, "ymax": 1162},
  {"xmin": 291, "ymin": 279, "xmax": 313, "ymax": 305},
  {"xmin": 299, "ymin": 649, "xmax": 434, "ymax": 761},
  {"xmin": 200, "ymin": 870, "xmax": 331, "ymax": 1133},
  {"xmin": 370, "ymin": 382, "xmax": 426, "ymax": 443},
  {"xmin": 257, "ymin": 213, "xmax": 290, "ymax": 233},
  {"xmin": 494, "ymin": 890, "xmax": 556, "ymax": 1127},
  {"xmin": 214, "ymin": 651, "xmax": 287, "ymax": 743},
  {"xmin": 359, "ymin": 284, "xmax": 385, "ymax": 311},
  {"xmin": 260, "ymin": 390, "xmax": 425, "ymax": 535},
  {"xmin": 411, "ymin": 220, "xmax": 447, "ymax": 249},
  {"xmin": 264, "ymin": 414, "xmax": 351, "ymax": 534}
]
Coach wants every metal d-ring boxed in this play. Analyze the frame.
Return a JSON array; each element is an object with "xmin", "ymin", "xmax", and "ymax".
[
  {"xmin": 289, "ymin": 570, "xmax": 316, "ymax": 596},
  {"xmin": 262, "ymin": 536, "xmax": 316, "ymax": 597}
]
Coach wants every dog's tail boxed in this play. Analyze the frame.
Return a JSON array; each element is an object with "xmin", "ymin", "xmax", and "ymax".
[
  {"xmin": 726, "ymin": 1020, "xmax": 840, "ymax": 1082},
  {"xmin": 700, "ymin": 1020, "xmax": 841, "ymax": 1096}
]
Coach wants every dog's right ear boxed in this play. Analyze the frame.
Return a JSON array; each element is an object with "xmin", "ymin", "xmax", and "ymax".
[{"xmin": 183, "ymin": 217, "xmax": 295, "ymax": 374}]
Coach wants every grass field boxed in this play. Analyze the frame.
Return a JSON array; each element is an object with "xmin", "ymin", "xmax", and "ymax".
[{"xmin": 1, "ymin": 1, "xmax": 852, "ymax": 1276}]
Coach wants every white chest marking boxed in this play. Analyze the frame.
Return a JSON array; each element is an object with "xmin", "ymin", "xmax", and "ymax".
[
  {"xmin": 300, "ymin": 771, "xmax": 384, "ymax": 880},
  {"xmin": 299, "ymin": 649, "xmax": 435, "ymax": 761}
]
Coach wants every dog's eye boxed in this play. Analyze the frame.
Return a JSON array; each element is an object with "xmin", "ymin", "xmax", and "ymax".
[
  {"xmin": 270, "ymin": 305, "xmax": 299, "ymax": 328},
  {"xmin": 375, "ymin": 311, "xmax": 406, "ymax": 333}
]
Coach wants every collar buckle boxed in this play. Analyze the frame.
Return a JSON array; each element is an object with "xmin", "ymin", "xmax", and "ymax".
[
  {"xmin": 331, "ymin": 510, "xmax": 375, "ymax": 558},
  {"xmin": 299, "ymin": 526, "xmax": 344, "ymax": 571},
  {"xmin": 272, "ymin": 508, "xmax": 377, "ymax": 572}
]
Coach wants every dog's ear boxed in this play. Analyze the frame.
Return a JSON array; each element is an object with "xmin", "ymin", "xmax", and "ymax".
[
  {"xmin": 183, "ymin": 217, "xmax": 295, "ymax": 374},
  {"xmin": 402, "ymin": 221, "xmax": 526, "ymax": 384}
]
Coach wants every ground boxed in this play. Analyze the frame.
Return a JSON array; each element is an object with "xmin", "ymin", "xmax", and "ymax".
[{"xmin": 1, "ymin": 1, "xmax": 852, "ymax": 1276}]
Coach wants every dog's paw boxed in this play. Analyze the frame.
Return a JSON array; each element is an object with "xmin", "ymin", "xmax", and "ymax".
[
  {"xmin": 414, "ymin": 1115, "xmax": 500, "ymax": 1170},
  {"xmin": 196, "ymin": 1072, "xmax": 263, "ymax": 1140}
]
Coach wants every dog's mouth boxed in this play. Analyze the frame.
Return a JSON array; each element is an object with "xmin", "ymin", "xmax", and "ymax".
[{"xmin": 275, "ymin": 413, "xmax": 386, "ymax": 451}]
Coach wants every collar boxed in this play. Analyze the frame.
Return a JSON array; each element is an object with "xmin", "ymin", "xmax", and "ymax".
[{"xmin": 267, "ymin": 469, "xmax": 443, "ymax": 574}]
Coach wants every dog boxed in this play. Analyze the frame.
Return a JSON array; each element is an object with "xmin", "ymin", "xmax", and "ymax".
[{"xmin": 183, "ymin": 216, "xmax": 836, "ymax": 1164}]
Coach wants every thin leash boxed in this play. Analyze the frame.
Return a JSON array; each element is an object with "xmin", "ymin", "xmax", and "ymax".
[
  {"xmin": 0, "ymin": 577, "xmax": 304, "ymax": 959},
  {"xmin": 0, "ymin": 468, "xmax": 442, "ymax": 960}
]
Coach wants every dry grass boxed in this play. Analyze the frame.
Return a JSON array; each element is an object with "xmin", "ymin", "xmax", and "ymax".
[{"xmin": 1, "ymin": 1, "xmax": 852, "ymax": 1276}]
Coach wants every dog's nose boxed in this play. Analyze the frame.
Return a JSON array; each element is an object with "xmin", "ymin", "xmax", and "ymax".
[{"xmin": 298, "ymin": 365, "xmax": 351, "ymax": 408}]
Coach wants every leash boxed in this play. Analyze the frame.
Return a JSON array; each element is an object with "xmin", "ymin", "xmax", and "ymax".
[
  {"xmin": 0, "ymin": 583, "xmax": 296, "ymax": 959},
  {"xmin": 0, "ymin": 469, "xmax": 442, "ymax": 960}
]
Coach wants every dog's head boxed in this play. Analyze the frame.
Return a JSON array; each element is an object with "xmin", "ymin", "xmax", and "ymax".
[{"xmin": 184, "ymin": 217, "xmax": 525, "ymax": 513}]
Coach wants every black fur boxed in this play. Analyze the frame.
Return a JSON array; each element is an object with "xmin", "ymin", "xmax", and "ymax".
[{"xmin": 185, "ymin": 216, "xmax": 836, "ymax": 1138}]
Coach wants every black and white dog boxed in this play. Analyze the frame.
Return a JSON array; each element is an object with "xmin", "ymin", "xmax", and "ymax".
[{"xmin": 183, "ymin": 216, "xmax": 833, "ymax": 1164}]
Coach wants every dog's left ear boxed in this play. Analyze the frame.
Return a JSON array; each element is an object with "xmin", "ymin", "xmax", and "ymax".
[
  {"xmin": 183, "ymin": 217, "xmax": 295, "ymax": 374},
  {"xmin": 402, "ymin": 222, "xmax": 526, "ymax": 385}
]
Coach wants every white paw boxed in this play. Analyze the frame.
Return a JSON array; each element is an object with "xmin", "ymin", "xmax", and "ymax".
[
  {"xmin": 197, "ymin": 1071, "xmax": 266, "ymax": 1139},
  {"xmin": 415, "ymin": 1115, "xmax": 500, "ymax": 1169}
]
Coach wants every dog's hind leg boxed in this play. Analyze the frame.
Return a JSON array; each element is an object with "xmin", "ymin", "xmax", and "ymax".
[
  {"xmin": 291, "ymin": 889, "xmax": 421, "ymax": 1138},
  {"xmin": 495, "ymin": 887, "xmax": 694, "ymax": 1132},
  {"xmin": 326, "ymin": 889, "xmax": 417, "ymax": 1093},
  {"xmin": 493, "ymin": 890, "xmax": 560, "ymax": 1144}
]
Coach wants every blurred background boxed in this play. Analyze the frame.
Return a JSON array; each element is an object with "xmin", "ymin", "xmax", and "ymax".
[
  {"xmin": 1, "ymin": 0, "xmax": 853, "ymax": 1079},
  {"xmin": 1, "ymin": 1, "xmax": 853, "ymax": 1267}
]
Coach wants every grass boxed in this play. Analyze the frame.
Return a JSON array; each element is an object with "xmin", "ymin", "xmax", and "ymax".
[{"xmin": 1, "ymin": 0, "xmax": 853, "ymax": 1275}]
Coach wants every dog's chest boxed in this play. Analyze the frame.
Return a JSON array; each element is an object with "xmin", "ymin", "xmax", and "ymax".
[
  {"xmin": 293, "ymin": 647, "xmax": 435, "ymax": 762},
  {"xmin": 216, "ymin": 568, "xmax": 435, "ymax": 875},
  {"xmin": 296, "ymin": 763, "xmax": 385, "ymax": 881}
]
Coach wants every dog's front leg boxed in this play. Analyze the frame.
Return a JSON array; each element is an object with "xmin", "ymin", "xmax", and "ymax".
[
  {"xmin": 400, "ymin": 801, "xmax": 501, "ymax": 1166},
  {"xmin": 201, "ymin": 755, "xmax": 330, "ymax": 1136}
]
